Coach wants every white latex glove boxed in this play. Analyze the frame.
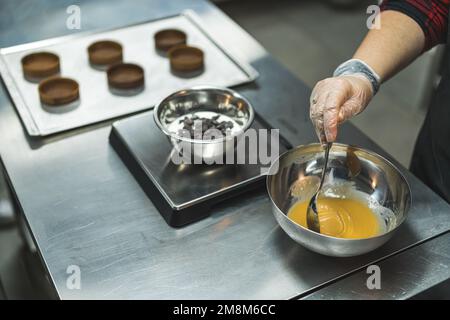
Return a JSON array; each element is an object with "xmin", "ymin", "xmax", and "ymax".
[{"xmin": 309, "ymin": 74, "xmax": 374, "ymax": 144}]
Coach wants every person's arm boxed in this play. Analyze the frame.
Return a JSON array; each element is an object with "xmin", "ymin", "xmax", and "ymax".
[
  {"xmin": 354, "ymin": 10, "xmax": 425, "ymax": 83},
  {"xmin": 310, "ymin": 1, "xmax": 449, "ymax": 143}
]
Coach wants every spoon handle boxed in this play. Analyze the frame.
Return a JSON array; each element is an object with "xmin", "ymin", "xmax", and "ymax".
[
  {"xmin": 306, "ymin": 142, "xmax": 332, "ymax": 233},
  {"xmin": 318, "ymin": 142, "xmax": 332, "ymax": 191}
]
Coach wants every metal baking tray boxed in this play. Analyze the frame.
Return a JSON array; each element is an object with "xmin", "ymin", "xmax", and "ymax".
[{"xmin": 0, "ymin": 10, "xmax": 259, "ymax": 136}]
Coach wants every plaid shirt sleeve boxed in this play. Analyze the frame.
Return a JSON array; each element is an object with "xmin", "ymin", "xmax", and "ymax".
[{"xmin": 381, "ymin": 0, "xmax": 450, "ymax": 50}]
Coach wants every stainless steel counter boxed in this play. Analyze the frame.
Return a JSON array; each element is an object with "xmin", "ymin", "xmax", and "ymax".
[
  {"xmin": 303, "ymin": 232, "xmax": 450, "ymax": 300},
  {"xmin": 0, "ymin": 0, "xmax": 449, "ymax": 299}
]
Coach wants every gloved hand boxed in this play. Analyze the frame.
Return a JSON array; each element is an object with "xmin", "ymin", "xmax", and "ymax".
[{"xmin": 309, "ymin": 74, "xmax": 374, "ymax": 144}]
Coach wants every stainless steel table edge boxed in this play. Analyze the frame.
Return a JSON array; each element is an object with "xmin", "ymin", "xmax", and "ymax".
[
  {"xmin": 0, "ymin": 157, "xmax": 62, "ymax": 299},
  {"xmin": 300, "ymin": 231, "xmax": 450, "ymax": 300}
]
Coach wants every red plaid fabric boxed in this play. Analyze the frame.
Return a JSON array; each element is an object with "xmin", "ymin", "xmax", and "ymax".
[{"xmin": 381, "ymin": 0, "xmax": 450, "ymax": 50}]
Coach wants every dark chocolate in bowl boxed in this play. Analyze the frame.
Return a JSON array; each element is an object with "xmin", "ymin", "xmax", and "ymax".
[
  {"xmin": 21, "ymin": 52, "xmax": 60, "ymax": 82},
  {"xmin": 38, "ymin": 77, "xmax": 79, "ymax": 107}
]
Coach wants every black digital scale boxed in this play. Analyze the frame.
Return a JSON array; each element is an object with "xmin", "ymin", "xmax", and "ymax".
[{"xmin": 109, "ymin": 111, "xmax": 289, "ymax": 227}]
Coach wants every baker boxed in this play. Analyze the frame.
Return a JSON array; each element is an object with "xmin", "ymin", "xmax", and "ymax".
[{"xmin": 310, "ymin": 0, "xmax": 450, "ymax": 202}]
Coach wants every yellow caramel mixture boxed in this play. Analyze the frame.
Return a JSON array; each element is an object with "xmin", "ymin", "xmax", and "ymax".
[{"xmin": 288, "ymin": 197, "xmax": 381, "ymax": 239}]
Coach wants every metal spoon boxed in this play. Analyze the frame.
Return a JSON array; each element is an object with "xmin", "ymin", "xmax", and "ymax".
[{"xmin": 306, "ymin": 142, "xmax": 332, "ymax": 233}]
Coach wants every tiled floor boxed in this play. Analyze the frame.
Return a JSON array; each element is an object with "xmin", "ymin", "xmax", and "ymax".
[{"xmin": 218, "ymin": 0, "xmax": 441, "ymax": 168}]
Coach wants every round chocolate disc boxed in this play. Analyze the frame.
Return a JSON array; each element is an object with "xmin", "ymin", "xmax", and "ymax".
[
  {"xmin": 88, "ymin": 40, "xmax": 123, "ymax": 66},
  {"xmin": 154, "ymin": 29, "xmax": 187, "ymax": 53},
  {"xmin": 38, "ymin": 77, "xmax": 79, "ymax": 106},
  {"xmin": 107, "ymin": 63, "xmax": 145, "ymax": 89},
  {"xmin": 168, "ymin": 45, "xmax": 204, "ymax": 73},
  {"xmin": 21, "ymin": 52, "xmax": 60, "ymax": 80}
]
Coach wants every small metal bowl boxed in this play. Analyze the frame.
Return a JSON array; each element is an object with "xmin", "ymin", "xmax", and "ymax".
[
  {"xmin": 267, "ymin": 143, "xmax": 411, "ymax": 257},
  {"xmin": 153, "ymin": 86, "xmax": 254, "ymax": 162}
]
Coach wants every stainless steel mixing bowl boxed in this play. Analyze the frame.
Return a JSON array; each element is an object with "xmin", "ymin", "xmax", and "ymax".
[
  {"xmin": 267, "ymin": 143, "xmax": 411, "ymax": 257},
  {"xmin": 154, "ymin": 86, "xmax": 254, "ymax": 162}
]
